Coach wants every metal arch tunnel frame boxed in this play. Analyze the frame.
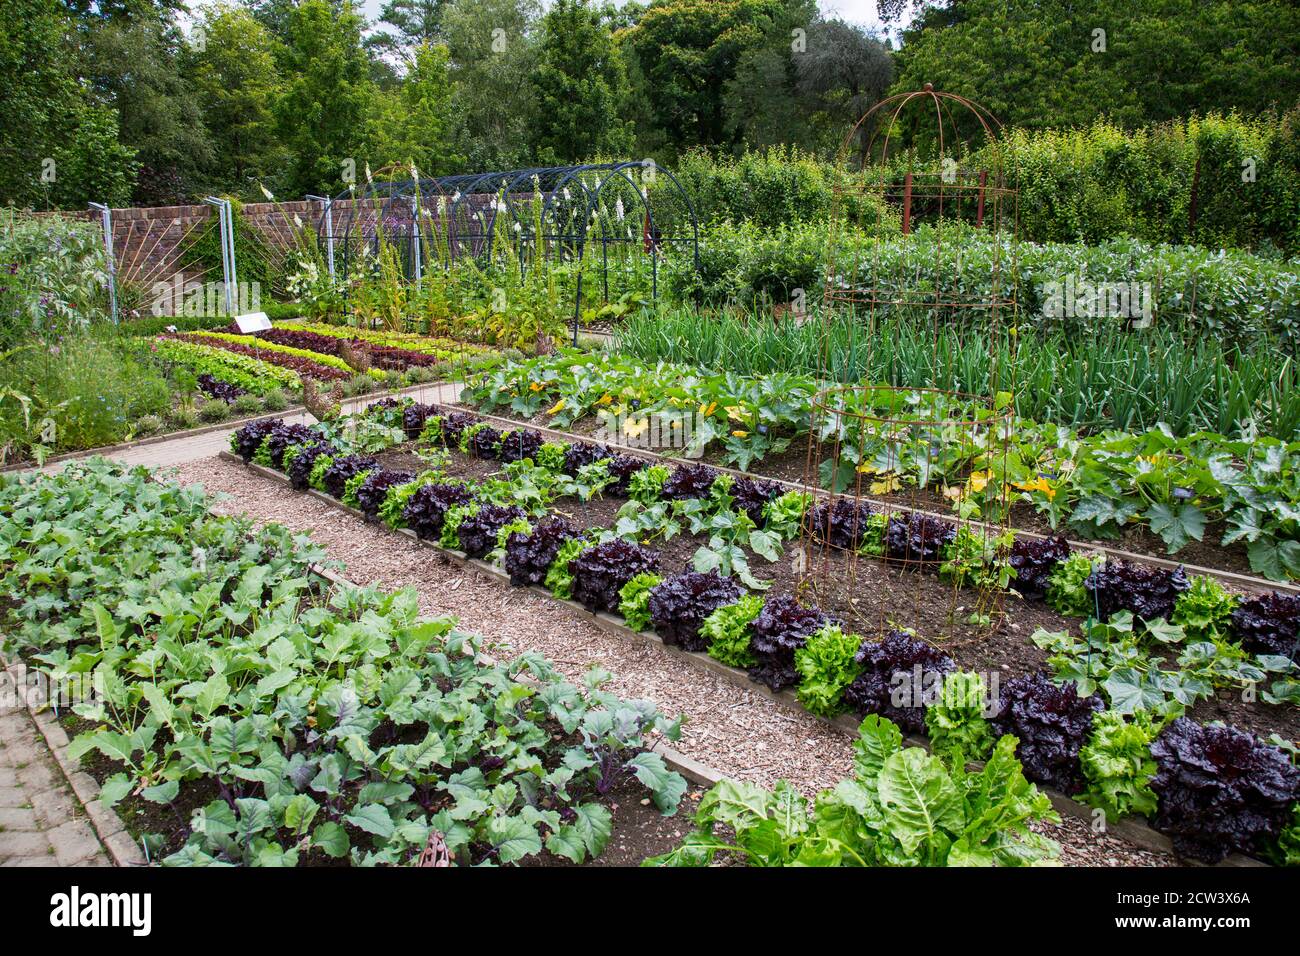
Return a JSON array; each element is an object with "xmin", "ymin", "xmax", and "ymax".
[{"xmin": 318, "ymin": 161, "xmax": 700, "ymax": 339}]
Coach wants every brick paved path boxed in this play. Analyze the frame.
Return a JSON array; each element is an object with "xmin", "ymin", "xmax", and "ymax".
[{"xmin": 0, "ymin": 698, "xmax": 109, "ymax": 867}]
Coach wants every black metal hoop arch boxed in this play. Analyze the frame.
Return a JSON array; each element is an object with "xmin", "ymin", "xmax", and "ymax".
[{"xmin": 321, "ymin": 161, "xmax": 700, "ymax": 342}]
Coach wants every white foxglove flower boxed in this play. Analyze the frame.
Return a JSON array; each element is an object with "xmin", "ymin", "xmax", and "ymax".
[
  {"xmin": 615, "ymin": 197, "xmax": 624, "ymax": 221},
  {"xmin": 259, "ymin": 184, "xmax": 275, "ymax": 201}
]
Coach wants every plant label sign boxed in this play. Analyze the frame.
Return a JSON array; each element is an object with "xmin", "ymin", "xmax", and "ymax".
[{"xmin": 235, "ymin": 312, "xmax": 273, "ymax": 334}]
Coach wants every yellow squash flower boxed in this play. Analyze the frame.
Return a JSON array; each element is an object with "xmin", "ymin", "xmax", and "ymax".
[
  {"xmin": 731, "ymin": 430, "xmax": 749, "ymax": 438},
  {"xmin": 597, "ymin": 393, "xmax": 613, "ymax": 406},
  {"xmin": 529, "ymin": 381, "xmax": 542, "ymax": 392},
  {"xmin": 1011, "ymin": 477, "xmax": 1057, "ymax": 500},
  {"xmin": 968, "ymin": 470, "xmax": 992, "ymax": 493}
]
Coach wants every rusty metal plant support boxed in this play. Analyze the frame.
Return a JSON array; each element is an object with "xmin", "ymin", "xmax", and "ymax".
[{"xmin": 799, "ymin": 86, "xmax": 1021, "ymax": 648}]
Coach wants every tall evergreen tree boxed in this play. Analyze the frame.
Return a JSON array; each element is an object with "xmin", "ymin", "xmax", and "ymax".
[
  {"xmin": 275, "ymin": 0, "xmax": 374, "ymax": 196},
  {"xmin": 531, "ymin": 0, "xmax": 633, "ymax": 164},
  {"xmin": 188, "ymin": 4, "xmax": 286, "ymax": 196}
]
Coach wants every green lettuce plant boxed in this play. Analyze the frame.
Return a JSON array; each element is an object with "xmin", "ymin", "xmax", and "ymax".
[
  {"xmin": 794, "ymin": 624, "xmax": 864, "ymax": 717},
  {"xmin": 701, "ymin": 594, "xmax": 766, "ymax": 668},
  {"xmin": 618, "ymin": 572, "xmax": 663, "ymax": 632},
  {"xmin": 1078, "ymin": 710, "xmax": 1161, "ymax": 823},
  {"xmin": 924, "ymin": 671, "xmax": 996, "ymax": 762}
]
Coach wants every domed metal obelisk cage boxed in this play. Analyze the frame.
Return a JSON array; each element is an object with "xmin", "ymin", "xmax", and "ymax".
[
  {"xmin": 798, "ymin": 86, "xmax": 1021, "ymax": 647},
  {"xmin": 320, "ymin": 162, "xmax": 699, "ymax": 344}
]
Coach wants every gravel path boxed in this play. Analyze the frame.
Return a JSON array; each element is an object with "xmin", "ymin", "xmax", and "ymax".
[{"xmin": 168, "ymin": 455, "xmax": 1174, "ymax": 868}]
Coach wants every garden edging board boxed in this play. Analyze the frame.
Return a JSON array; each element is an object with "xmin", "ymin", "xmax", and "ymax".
[{"xmin": 220, "ymin": 450, "xmax": 1267, "ymax": 868}]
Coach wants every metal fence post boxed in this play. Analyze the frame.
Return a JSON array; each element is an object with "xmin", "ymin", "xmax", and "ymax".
[
  {"xmin": 306, "ymin": 194, "xmax": 335, "ymax": 278},
  {"xmin": 87, "ymin": 202, "xmax": 118, "ymax": 324},
  {"xmin": 202, "ymin": 197, "xmax": 236, "ymax": 315}
]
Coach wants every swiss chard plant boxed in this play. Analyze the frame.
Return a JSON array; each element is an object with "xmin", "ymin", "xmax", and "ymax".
[{"xmin": 644, "ymin": 716, "xmax": 1060, "ymax": 867}]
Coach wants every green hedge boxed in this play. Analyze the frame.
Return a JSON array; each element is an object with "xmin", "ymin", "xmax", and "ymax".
[
  {"xmin": 650, "ymin": 146, "xmax": 900, "ymax": 234},
  {"xmin": 650, "ymin": 115, "xmax": 1299, "ymax": 256},
  {"xmin": 999, "ymin": 113, "xmax": 1300, "ymax": 255}
]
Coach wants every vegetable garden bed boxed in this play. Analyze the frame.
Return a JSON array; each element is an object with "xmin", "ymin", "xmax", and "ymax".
[
  {"xmin": 0, "ymin": 460, "xmax": 697, "ymax": 867},
  {"xmin": 458, "ymin": 350, "xmax": 1300, "ymax": 584},
  {"xmin": 218, "ymin": 451, "xmax": 1273, "ymax": 867},
  {"xmin": 218, "ymin": 397, "xmax": 1300, "ymax": 866}
]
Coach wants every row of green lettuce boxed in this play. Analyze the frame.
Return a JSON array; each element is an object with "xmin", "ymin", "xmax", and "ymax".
[
  {"xmin": 0, "ymin": 459, "xmax": 689, "ymax": 866},
  {"xmin": 234, "ymin": 400, "xmax": 1300, "ymax": 865},
  {"xmin": 462, "ymin": 349, "xmax": 1300, "ymax": 582}
]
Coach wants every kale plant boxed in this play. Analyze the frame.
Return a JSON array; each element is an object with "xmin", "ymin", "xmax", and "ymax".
[
  {"xmin": 1149, "ymin": 717, "xmax": 1300, "ymax": 863},
  {"xmin": 647, "ymin": 570, "xmax": 744, "ymax": 651},
  {"xmin": 569, "ymin": 539, "xmax": 660, "ymax": 613},
  {"xmin": 843, "ymin": 631, "xmax": 954, "ymax": 734},
  {"xmin": 990, "ymin": 671, "xmax": 1103, "ymax": 795}
]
